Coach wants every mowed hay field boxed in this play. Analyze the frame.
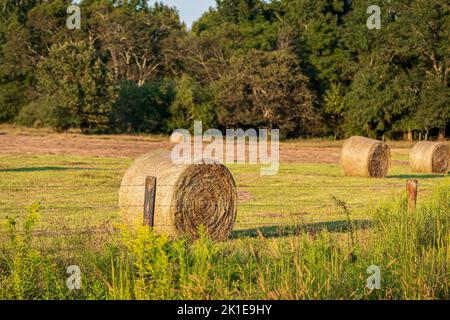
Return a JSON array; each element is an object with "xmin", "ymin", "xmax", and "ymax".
[{"xmin": 0, "ymin": 125, "xmax": 449, "ymax": 300}]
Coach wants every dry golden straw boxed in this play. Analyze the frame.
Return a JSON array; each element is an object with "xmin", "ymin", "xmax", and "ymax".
[
  {"xmin": 119, "ymin": 150, "xmax": 237, "ymax": 240},
  {"xmin": 341, "ymin": 136, "xmax": 391, "ymax": 178},
  {"xmin": 409, "ymin": 141, "xmax": 449, "ymax": 174}
]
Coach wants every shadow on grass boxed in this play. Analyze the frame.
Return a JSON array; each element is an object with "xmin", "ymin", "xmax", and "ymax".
[
  {"xmin": 0, "ymin": 166, "xmax": 106, "ymax": 172},
  {"xmin": 231, "ymin": 219, "xmax": 372, "ymax": 239},
  {"xmin": 387, "ymin": 174, "xmax": 448, "ymax": 179}
]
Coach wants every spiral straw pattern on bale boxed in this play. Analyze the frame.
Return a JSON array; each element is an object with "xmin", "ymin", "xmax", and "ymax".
[
  {"xmin": 341, "ymin": 136, "xmax": 391, "ymax": 178},
  {"xmin": 409, "ymin": 141, "xmax": 449, "ymax": 174},
  {"xmin": 119, "ymin": 150, "xmax": 237, "ymax": 240}
]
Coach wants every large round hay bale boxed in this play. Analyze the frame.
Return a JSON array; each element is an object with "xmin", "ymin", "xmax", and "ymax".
[
  {"xmin": 409, "ymin": 141, "xmax": 449, "ymax": 174},
  {"xmin": 119, "ymin": 150, "xmax": 237, "ymax": 240},
  {"xmin": 341, "ymin": 136, "xmax": 391, "ymax": 178}
]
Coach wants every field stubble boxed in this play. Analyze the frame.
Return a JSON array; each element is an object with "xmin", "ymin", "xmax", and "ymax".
[{"xmin": 0, "ymin": 126, "xmax": 448, "ymax": 299}]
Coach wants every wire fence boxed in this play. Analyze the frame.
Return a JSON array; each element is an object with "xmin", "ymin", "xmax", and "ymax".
[{"xmin": 0, "ymin": 178, "xmax": 437, "ymax": 239}]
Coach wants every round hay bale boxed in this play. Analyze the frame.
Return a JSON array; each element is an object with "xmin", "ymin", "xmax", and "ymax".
[
  {"xmin": 119, "ymin": 150, "xmax": 237, "ymax": 240},
  {"xmin": 341, "ymin": 136, "xmax": 391, "ymax": 178},
  {"xmin": 409, "ymin": 141, "xmax": 449, "ymax": 174}
]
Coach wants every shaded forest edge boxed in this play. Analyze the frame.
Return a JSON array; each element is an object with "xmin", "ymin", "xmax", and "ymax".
[{"xmin": 0, "ymin": 0, "xmax": 449, "ymax": 140}]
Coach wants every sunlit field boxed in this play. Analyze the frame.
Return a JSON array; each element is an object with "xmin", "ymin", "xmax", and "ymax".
[{"xmin": 0, "ymin": 127, "xmax": 448, "ymax": 299}]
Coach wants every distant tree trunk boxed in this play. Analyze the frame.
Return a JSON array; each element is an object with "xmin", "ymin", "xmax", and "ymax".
[
  {"xmin": 418, "ymin": 132, "xmax": 422, "ymax": 141},
  {"xmin": 407, "ymin": 130, "xmax": 413, "ymax": 142},
  {"xmin": 425, "ymin": 128, "xmax": 429, "ymax": 141},
  {"xmin": 438, "ymin": 127, "xmax": 446, "ymax": 141}
]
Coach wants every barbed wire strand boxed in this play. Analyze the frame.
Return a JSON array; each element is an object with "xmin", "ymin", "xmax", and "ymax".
[
  {"xmin": 0, "ymin": 183, "xmax": 438, "ymax": 189},
  {"xmin": 0, "ymin": 179, "xmax": 442, "ymax": 238}
]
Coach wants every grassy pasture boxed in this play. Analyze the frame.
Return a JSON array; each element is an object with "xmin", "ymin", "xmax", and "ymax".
[
  {"xmin": 0, "ymin": 128, "xmax": 449, "ymax": 299},
  {"xmin": 0, "ymin": 151, "xmax": 446, "ymax": 234}
]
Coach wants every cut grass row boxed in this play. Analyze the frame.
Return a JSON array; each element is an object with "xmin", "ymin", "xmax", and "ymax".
[
  {"xmin": 0, "ymin": 140, "xmax": 449, "ymax": 299},
  {"xmin": 0, "ymin": 153, "xmax": 447, "ymax": 232},
  {"xmin": 0, "ymin": 182, "xmax": 448, "ymax": 299}
]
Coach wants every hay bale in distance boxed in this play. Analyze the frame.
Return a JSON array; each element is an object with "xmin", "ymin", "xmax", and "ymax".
[
  {"xmin": 341, "ymin": 136, "xmax": 391, "ymax": 178},
  {"xmin": 409, "ymin": 141, "xmax": 449, "ymax": 174},
  {"xmin": 119, "ymin": 150, "xmax": 237, "ymax": 240}
]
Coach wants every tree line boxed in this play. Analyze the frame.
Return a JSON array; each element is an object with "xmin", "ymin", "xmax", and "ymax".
[{"xmin": 0, "ymin": 0, "xmax": 448, "ymax": 139}]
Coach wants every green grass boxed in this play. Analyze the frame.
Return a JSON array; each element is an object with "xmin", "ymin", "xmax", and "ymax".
[
  {"xmin": 0, "ymin": 153, "xmax": 449, "ymax": 299},
  {"xmin": 0, "ymin": 154, "xmax": 446, "ymax": 231},
  {"xmin": 0, "ymin": 183, "xmax": 448, "ymax": 299}
]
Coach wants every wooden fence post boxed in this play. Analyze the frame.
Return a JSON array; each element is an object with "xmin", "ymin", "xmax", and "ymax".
[
  {"xmin": 406, "ymin": 179, "xmax": 418, "ymax": 212},
  {"xmin": 143, "ymin": 176, "xmax": 157, "ymax": 227}
]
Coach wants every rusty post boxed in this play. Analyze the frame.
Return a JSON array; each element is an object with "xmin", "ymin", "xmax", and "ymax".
[{"xmin": 406, "ymin": 179, "xmax": 418, "ymax": 212}]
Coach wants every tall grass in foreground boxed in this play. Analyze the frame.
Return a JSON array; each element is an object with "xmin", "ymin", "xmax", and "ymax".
[{"xmin": 0, "ymin": 183, "xmax": 448, "ymax": 300}]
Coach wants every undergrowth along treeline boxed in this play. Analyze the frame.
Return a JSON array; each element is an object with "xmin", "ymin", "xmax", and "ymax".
[
  {"xmin": 0, "ymin": 182, "xmax": 448, "ymax": 300},
  {"xmin": 0, "ymin": 0, "xmax": 449, "ymax": 139}
]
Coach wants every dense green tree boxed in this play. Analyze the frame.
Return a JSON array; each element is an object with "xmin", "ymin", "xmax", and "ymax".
[
  {"xmin": 162, "ymin": 32, "xmax": 227, "ymax": 84},
  {"xmin": 0, "ymin": 19, "xmax": 31, "ymax": 121},
  {"xmin": 0, "ymin": 0, "xmax": 40, "ymax": 23},
  {"xmin": 0, "ymin": 0, "xmax": 447, "ymax": 140},
  {"xmin": 37, "ymin": 40, "xmax": 115, "ymax": 132},
  {"xmin": 323, "ymin": 82, "xmax": 346, "ymax": 139},
  {"xmin": 0, "ymin": 0, "xmax": 40, "ymax": 121},
  {"xmin": 400, "ymin": 0, "xmax": 449, "ymax": 139},
  {"xmin": 82, "ymin": 0, "xmax": 183, "ymax": 85},
  {"xmin": 275, "ymin": 0, "xmax": 352, "ymax": 90},
  {"xmin": 0, "ymin": 0, "xmax": 73, "ymax": 121},
  {"xmin": 111, "ymin": 80, "xmax": 173, "ymax": 133},
  {"xmin": 169, "ymin": 75, "xmax": 216, "ymax": 132},
  {"xmin": 193, "ymin": 0, "xmax": 278, "ymax": 54},
  {"xmin": 218, "ymin": 49, "xmax": 319, "ymax": 138},
  {"xmin": 16, "ymin": 96, "xmax": 54, "ymax": 127},
  {"xmin": 343, "ymin": 0, "xmax": 449, "ymax": 139},
  {"xmin": 345, "ymin": 59, "xmax": 421, "ymax": 139}
]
